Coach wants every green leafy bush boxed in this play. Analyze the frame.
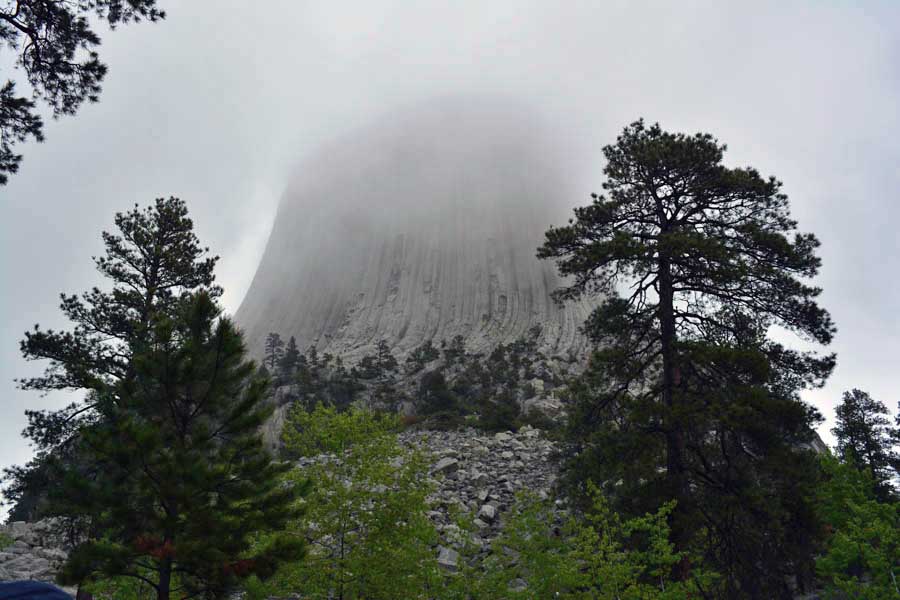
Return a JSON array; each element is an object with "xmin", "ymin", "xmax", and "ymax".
[
  {"xmin": 454, "ymin": 483, "xmax": 720, "ymax": 599},
  {"xmin": 816, "ymin": 455, "xmax": 900, "ymax": 598},
  {"xmin": 246, "ymin": 404, "xmax": 442, "ymax": 599}
]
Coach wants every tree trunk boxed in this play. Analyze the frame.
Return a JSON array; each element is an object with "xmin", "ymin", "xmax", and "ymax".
[
  {"xmin": 157, "ymin": 558, "xmax": 172, "ymax": 600},
  {"xmin": 657, "ymin": 256, "xmax": 689, "ymax": 560}
]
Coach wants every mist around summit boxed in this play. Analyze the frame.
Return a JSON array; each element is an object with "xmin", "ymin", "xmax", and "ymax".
[{"xmin": 236, "ymin": 99, "xmax": 594, "ymax": 361}]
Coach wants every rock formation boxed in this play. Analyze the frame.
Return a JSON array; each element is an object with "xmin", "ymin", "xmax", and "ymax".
[
  {"xmin": 235, "ymin": 99, "xmax": 595, "ymax": 362},
  {"xmin": 0, "ymin": 520, "xmax": 71, "ymax": 589}
]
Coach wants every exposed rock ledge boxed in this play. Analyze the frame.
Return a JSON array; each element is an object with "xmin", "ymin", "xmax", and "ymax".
[{"xmin": 0, "ymin": 520, "xmax": 73, "ymax": 591}]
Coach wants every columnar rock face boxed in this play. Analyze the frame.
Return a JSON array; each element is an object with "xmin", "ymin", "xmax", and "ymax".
[{"xmin": 235, "ymin": 100, "xmax": 595, "ymax": 361}]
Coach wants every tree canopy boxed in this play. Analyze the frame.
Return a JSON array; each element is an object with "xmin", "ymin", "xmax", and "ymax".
[
  {"xmin": 832, "ymin": 388, "xmax": 899, "ymax": 500},
  {"xmin": 16, "ymin": 197, "xmax": 218, "ymax": 451},
  {"xmin": 539, "ymin": 120, "xmax": 835, "ymax": 593},
  {"xmin": 1, "ymin": 0, "xmax": 164, "ymax": 184}
]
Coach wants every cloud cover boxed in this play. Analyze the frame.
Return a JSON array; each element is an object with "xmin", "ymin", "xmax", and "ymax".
[{"xmin": 2, "ymin": 1, "xmax": 899, "ymax": 504}]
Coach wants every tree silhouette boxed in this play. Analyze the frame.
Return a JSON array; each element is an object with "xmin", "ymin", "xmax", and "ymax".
[{"xmin": 1, "ymin": 0, "xmax": 164, "ymax": 184}]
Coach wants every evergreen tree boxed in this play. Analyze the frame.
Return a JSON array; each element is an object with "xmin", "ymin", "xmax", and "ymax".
[
  {"xmin": 278, "ymin": 336, "xmax": 301, "ymax": 382},
  {"xmin": 405, "ymin": 340, "xmax": 440, "ymax": 374},
  {"xmin": 832, "ymin": 389, "xmax": 898, "ymax": 500},
  {"xmin": 5, "ymin": 198, "xmax": 219, "ymax": 517},
  {"xmin": 538, "ymin": 120, "xmax": 834, "ymax": 590},
  {"xmin": 53, "ymin": 292, "xmax": 305, "ymax": 599},
  {"xmin": 1, "ymin": 0, "xmax": 164, "ymax": 184},
  {"xmin": 263, "ymin": 333, "xmax": 284, "ymax": 371},
  {"xmin": 356, "ymin": 340, "xmax": 400, "ymax": 410}
]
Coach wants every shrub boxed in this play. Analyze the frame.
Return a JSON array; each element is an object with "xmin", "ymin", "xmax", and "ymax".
[
  {"xmin": 455, "ymin": 484, "xmax": 720, "ymax": 599},
  {"xmin": 816, "ymin": 455, "xmax": 900, "ymax": 598},
  {"xmin": 248, "ymin": 404, "xmax": 442, "ymax": 599}
]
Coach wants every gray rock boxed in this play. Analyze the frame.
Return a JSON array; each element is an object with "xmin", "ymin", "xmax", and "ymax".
[
  {"xmin": 478, "ymin": 504, "xmax": 497, "ymax": 523},
  {"xmin": 35, "ymin": 547, "xmax": 67, "ymax": 562},
  {"xmin": 6, "ymin": 541, "xmax": 31, "ymax": 555},
  {"xmin": 437, "ymin": 546, "xmax": 460, "ymax": 572},
  {"xmin": 235, "ymin": 103, "xmax": 596, "ymax": 377},
  {"xmin": 520, "ymin": 426, "xmax": 540, "ymax": 439},
  {"xmin": 7, "ymin": 522, "xmax": 28, "ymax": 540},
  {"xmin": 431, "ymin": 457, "xmax": 460, "ymax": 474},
  {"xmin": 509, "ymin": 578, "xmax": 529, "ymax": 592}
]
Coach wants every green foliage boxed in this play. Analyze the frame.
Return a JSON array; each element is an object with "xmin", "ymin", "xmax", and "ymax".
[
  {"xmin": 8, "ymin": 199, "xmax": 302, "ymax": 598},
  {"xmin": 456, "ymin": 485, "xmax": 719, "ymax": 599},
  {"xmin": 264, "ymin": 332, "xmax": 284, "ymax": 371},
  {"xmin": 1, "ymin": 0, "xmax": 165, "ymax": 184},
  {"xmin": 277, "ymin": 336, "xmax": 301, "ymax": 384},
  {"xmin": 356, "ymin": 340, "xmax": 404, "ymax": 410},
  {"xmin": 565, "ymin": 319, "xmax": 825, "ymax": 596},
  {"xmin": 832, "ymin": 389, "xmax": 899, "ymax": 501},
  {"xmin": 476, "ymin": 391, "xmax": 521, "ymax": 432},
  {"xmin": 417, "ymin": 370, "xmax": 462, "ymax": 416},
  {"xmin": 0, "ymin": 532, "xmax": 12, "ymax": 549},
  {"xmin": 81, "ymin": 569, "xmax": 175, "ymax": 600},
  {"xmin": 6, "ymin": 197, "xmax": 219, "ymax": 528},
  {"xmin": 356, "ymin": 340, "xmax": 399, "ymax": 380},
  {"xmin": 816, "ymin": 455, "xmax": 900, "ymax": 599},
  {"xmin": 405, "ymin": 340, "xmax": 441, "ymax": 373},
  {"xmin": 281, "ymin": 402, "xmax": 399, "ymax": 458},
  {"xmin": 16, "ymin": 198, "xmax": 219, "ymax": 433},
  {"xmin": 252, "ymin": 404, "xmax": 441, "ymax": 599},
  {"xmin": 51, "ymin": 292, "xmax": 306, "ymax": 598},
  {"xmin": 539, "ymin": 120, "xmax": 834, "ymax": 593},
  {"xmin": 261, "ymin": 326, "xmax": 554, "ymax": 434},
  {"xmin": 289, "ymin": 346, "xmax": 361, "ymax": 411}
]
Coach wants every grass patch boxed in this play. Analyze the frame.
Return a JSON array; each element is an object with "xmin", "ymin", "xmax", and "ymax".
[{"xmin": 0, "ymin": 532, "xmax": 13, "ymax": 549}]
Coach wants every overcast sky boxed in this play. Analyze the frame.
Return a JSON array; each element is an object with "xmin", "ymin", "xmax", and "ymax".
[{"xmin": 2, "ymin": 1, "xmax": 899, "ymax": 507}]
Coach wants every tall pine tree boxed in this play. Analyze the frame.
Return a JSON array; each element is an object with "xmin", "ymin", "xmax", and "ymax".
[
  {"xmin": 6, "ymin": 198, "xmax": 219, "ymax": 518},
  {"xmin": 8, "ymin": 198, "xmax": 305, "ymax": 597},
  {"xmin": 264, "ymin": 333, "xmax": 284, "ymax": 372},
  {"xmin": 539, "ymin": 120, "xmax": 834, "ymax": 594},
  {"xmin": 53, "ymin": 292, "xmax": 305, "ymax": 599},
  {"xmin": 832, "ymin": 389, "xmax": 898, "ymax": 500},
  {"xmin": 277, "ymin": 336, "xmax": 301, "ymax": 384}
]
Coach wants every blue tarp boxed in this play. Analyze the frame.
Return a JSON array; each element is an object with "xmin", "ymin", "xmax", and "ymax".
[{"xmin": 0, "ymin": 581, "xmax": 73, "ymax": 599}]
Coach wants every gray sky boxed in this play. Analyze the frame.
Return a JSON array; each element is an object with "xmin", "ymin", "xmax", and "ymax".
[{"xmin": 2, "ymin": 1, "xmax": 899, "ymax": 506}]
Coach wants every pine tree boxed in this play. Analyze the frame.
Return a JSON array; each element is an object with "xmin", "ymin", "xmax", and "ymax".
[
  {"xmin": 1, "ymin": 1, "xmax": 164, "ymax": 184},
  {"xmin": 277, "ymin": 336, "xmax": 301, "ymax": 383},
  {"xmin": 53, "ymin": 292, "xmax": 305, "ymax": 599},
  {"xmin": 539, "ymin": 120, "xmax": 834, "ymax": 590},
  {"xmin": 5, "ymin": 198, "xmax": 219, "ymax": 517},
  {"xmin": 832, "ymin": 389, "xmax": 898, "ymax": 500},
  {"xmin": 264, "ymin": 333, "xmax": 285, "ymax": 371}
]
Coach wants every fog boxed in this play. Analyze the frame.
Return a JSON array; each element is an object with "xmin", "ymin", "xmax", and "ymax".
[
  {"xmin": 2, "ymin": 1, "xmax": 899, "ymax": 510},
  {"xmin": 235, "ymin": 98, "xmax": 594, "ymax": 361}
]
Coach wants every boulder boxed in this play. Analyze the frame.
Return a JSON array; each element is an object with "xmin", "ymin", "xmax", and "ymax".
[
  {"xmin": 437, "ymin": 546, "xmax": 460, "ymax": 572},
  {"xmin": 477, "ymin": 504, "xmax": 497, "ymax": 523},
  {"xmin": 431, "ymin": 457, "xmax": 460, "ymax": 475}
]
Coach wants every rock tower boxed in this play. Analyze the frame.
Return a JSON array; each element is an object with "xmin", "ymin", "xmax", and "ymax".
[{"xmin": 235, "ymin": 100, "xmax": 594, "ymax": 361}]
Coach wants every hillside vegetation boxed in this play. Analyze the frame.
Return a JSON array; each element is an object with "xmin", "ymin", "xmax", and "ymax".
[{"xmin": 3, "ymin": 122, "xmax": 899, "ymax": 599}]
